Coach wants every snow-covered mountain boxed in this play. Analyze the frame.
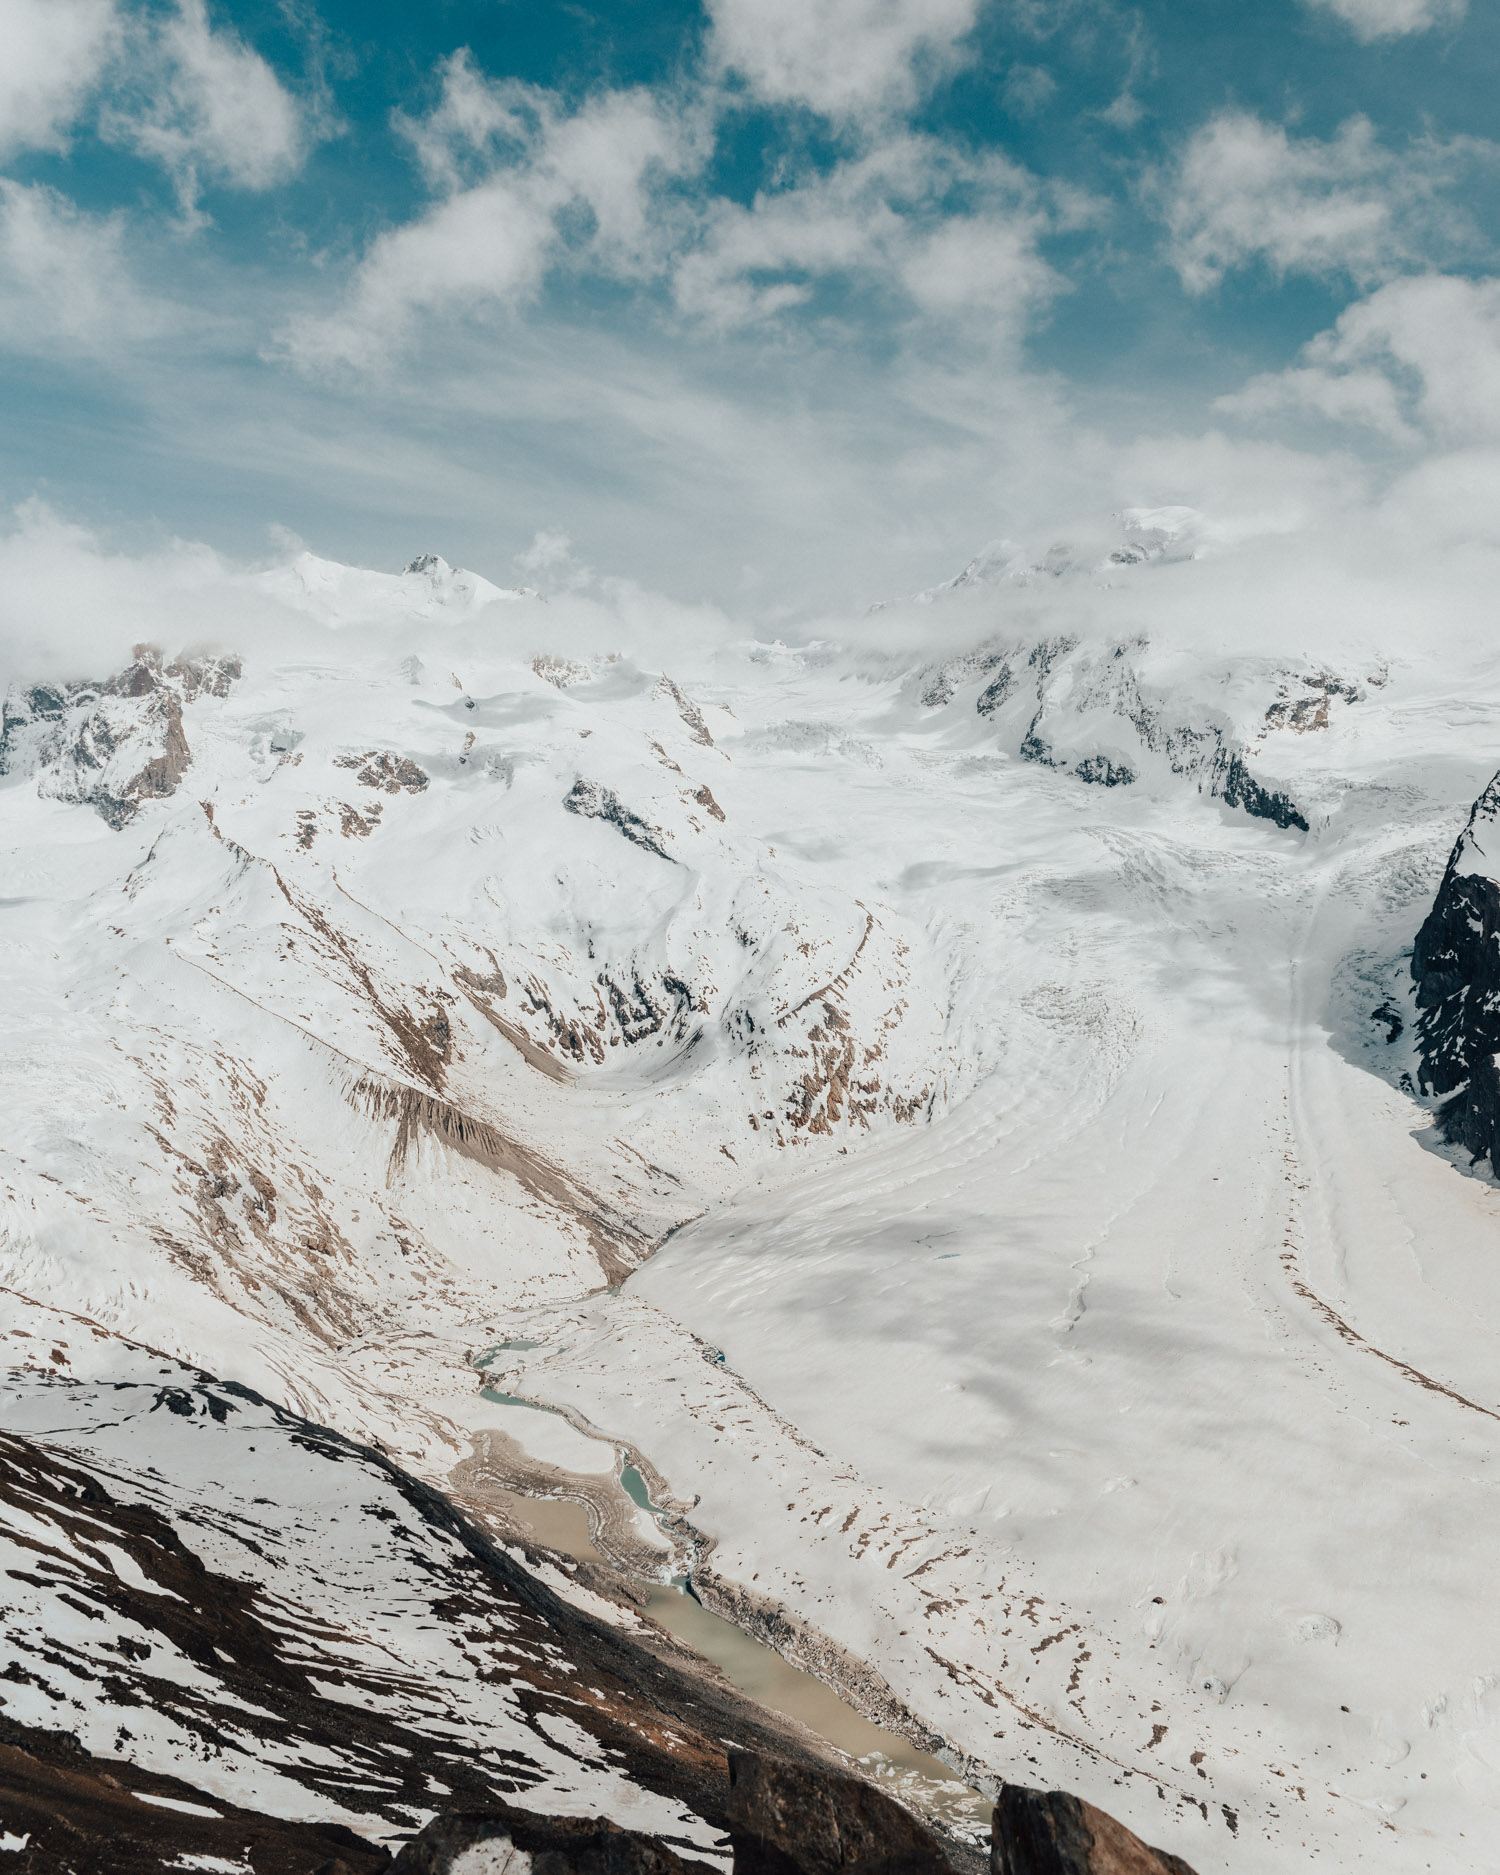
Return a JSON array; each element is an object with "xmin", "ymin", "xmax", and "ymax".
[{"xmin": 6, "ymin": 530, "xmax": 1500, "ymax": 1874}]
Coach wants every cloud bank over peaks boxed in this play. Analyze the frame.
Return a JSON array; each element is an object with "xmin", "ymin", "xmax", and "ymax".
[{"xmin": 1161, "ymin": 110, "xmax": 1495, "ymax": 293}]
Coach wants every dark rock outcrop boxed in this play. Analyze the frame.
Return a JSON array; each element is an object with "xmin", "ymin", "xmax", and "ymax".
[
  {"xmin": 1074, "ymin": 757, "xmax": 1135, "ymax": 788},
  {"xmin": 916, "ymin": 634, "xmax": 1313, "ymax": 833},
  {"xmin": 565, "ymin": 778, "xmax": 677, "ymax": 861},
  {"xmin": 1412, "ymin": 771, "xmax": 1500, "ymax": 1166},
  {"xmin": 1206, "ymin": 749, "xmax": 1308, "ymax": 834},
  {"xmin": 0, "ymin": 1711, "xmax": 392, "ymax": 1875},
  {"xmin": 991, "ymin": 1785, "xmax": 1197, "ymax": 1875},
  {"xmin": 391, "ymin": 1798, "xmax": 717, "ymax": 1874},
  {"xmin": 390, "ymin": 1761, "xmax": 1205, "ymax": 1875},
  {"xmin": 335, "ymin": 748, "xmax": 430, "ymax": 793},
  {"xmin": 725, "ymin": 1749, "xmax": 960, "ymax": 1875}
]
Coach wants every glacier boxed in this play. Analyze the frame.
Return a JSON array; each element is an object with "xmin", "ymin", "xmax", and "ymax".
[{"xmin": 4, "ymin": 530, "xmax": 1500, "ymax": 1872}]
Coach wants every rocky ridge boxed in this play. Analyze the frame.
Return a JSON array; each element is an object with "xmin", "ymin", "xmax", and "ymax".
[
  {"xmin": 913, "ymin": 635, "xmax": 1380, "ymax": 834},
  {"xmin": 0, "ymin": 644, "xmax": 241, "ymax": 828},
  {"xmin": 904, "ymin": 508, "xmax": 1388, "ymax": 833}
]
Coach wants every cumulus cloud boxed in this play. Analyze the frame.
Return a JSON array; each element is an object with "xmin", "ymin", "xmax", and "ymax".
[
  {"xmin": 0, "ymin": 0, "xmax": 118, "ymax": 157},
  {"xmin": 705, "ymin": 0, "xmax": 981, "ymax": 120},
  {"xmin": 673, "ymin": 140, "xmax": 1068, "ymax": 332},
  {"xmin": 1303, "ymin": 0, "xmax": 1464, "ymax": 40},
  {"xmin": 1161, "ymin": 110, "xmax": 1490, "ymax": 293},
  {"xmin": 0, "ymin": 179, "xmax": 169, "ymax": 351},
  {"xmin": 287, "ymin": 62, "xmax": 696, "ymax": 368},
  {"xmin": 103, "ymin": 0, "xmax": 307, "ymax": 210},
  {"xmin": 297, "ymin": 56, "xmax": 1066, "ymax": 369},
  {"xmin": 1219, "ymin": 275, "xmax": 1500, "ymax": 446}
]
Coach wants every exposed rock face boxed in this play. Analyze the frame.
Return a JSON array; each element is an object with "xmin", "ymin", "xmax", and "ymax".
[
  {"xmin": 385, "ymin": 1761, "xmax": 1205, "ymax": 1875},
  {"xmin": 0, "ymin": 1711, "xmax": 391, "ymax": 1875},
  {"xmin": 1208, "ymin": 749, "xmax": 1308, "ymax": 834},
  {"xmin": 391, "ymin": 1799, "xmax": 717, "ymax": 1873},
  {"xmin": 1412, "ymin": 770, "xmax": 1500, "ymax": 1165},
  {"xmin": 565, "ymin": 777, "xmax": 677, "ymax": 861},
  {"xmin": 990, "ymin": 1786, "xmax": 1198, "ymax": 1875},
  {"xmin": 724, "ymin": 1750, "xmax": 961, "ymax": 1875},
  {"xmin": 0, "ymin": 643, "xmax": 241, "ymax": 828},
  {"xmin": 337, "ymin": 748, "xmax": 431, "ymax": 793}
]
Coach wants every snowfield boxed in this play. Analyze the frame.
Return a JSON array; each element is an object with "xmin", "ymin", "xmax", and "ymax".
[{"xmin": 4, "ymin": 524, "xmax": 1500, "ymax": 1872}]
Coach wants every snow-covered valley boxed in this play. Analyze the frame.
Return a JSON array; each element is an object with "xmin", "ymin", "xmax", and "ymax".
[{"xmin": 5, "ymin": 522, "xmax": 1500, "ymax": 1873}]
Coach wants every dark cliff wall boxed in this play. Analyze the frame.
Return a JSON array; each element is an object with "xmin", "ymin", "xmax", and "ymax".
[
  {"xmin": 1412, "ymin": 773, "xmax": 1500, "ymax": 1167},
  {"xmin": 392, "ymin": 1758, "xmax": 1201, "ymax": 1875}
]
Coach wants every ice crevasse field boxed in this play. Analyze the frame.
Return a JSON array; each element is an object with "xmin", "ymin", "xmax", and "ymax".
[{"xmin": 4, "ymin": 510, "xmax": 1500, "ymax": 1872}]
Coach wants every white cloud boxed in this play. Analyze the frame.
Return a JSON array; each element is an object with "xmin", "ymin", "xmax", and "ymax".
[
  {"xmin": 1218, "ymin": 363, "xmax": 1416, "ymax": 442},
  {"xmin": 1303, "ymin": 0, "xmax": 1464, "ymax": 40},
  {"xmin": 394, "ymin": 51, "xmax": 535, "ymax": 192},
  {"xmin": 0, "ymin": 0, "xmax": 118, "ymax": 157},
  {"xmin": 0, "ymin": 179, "xmax": 168, "ymax": 352},
  {"xmin": 1218, "ymin": 275, "xmax": 1500, "ymax": 446},
  {"xmin": 286, "ymin": 60, "xmax": 1074, "ymax": 395},
  {"xmin": 1001, "ymin": 65, "xmax": 1056, "ymax": 119},
  {"xmin": 900, "ymin": 211, "xmax": 1055, "ymax": 320},
  {"xmin": 104, "ymin": 0, "xmax": 305, "ymax": 209},
  {"xmin": 673, "ymin": 139, "xmax": 1063, "ymax": 333},
  {"xmin": 290, "ymin": 177, "xmax": 559, "ymax": 369},
  {"xmin": 705, "ymin": 0, "xmax": 981, "ymax": 119},
  {"xmin": 286, "ymin": 66, "xmax": 700, "ymax": 368},
  {"xmin": 1161, "ymin": 110, "xmax": 1488, "ymax": 293}
]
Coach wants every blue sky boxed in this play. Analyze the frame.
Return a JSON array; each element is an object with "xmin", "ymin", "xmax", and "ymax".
[{"xmin": 2, "ymin": 0, "xmax": 1498, "ymax": 612}]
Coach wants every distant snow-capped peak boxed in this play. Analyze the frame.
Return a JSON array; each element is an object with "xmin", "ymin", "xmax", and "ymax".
[{"xmin": 261, "ymin": 548, "xmax": 526, "ymax": 625}]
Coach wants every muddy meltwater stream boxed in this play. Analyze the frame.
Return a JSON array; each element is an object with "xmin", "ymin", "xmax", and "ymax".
[{"xmin": 467, "ymin": 1345, "xmax": 992, "ymax": 1848}]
